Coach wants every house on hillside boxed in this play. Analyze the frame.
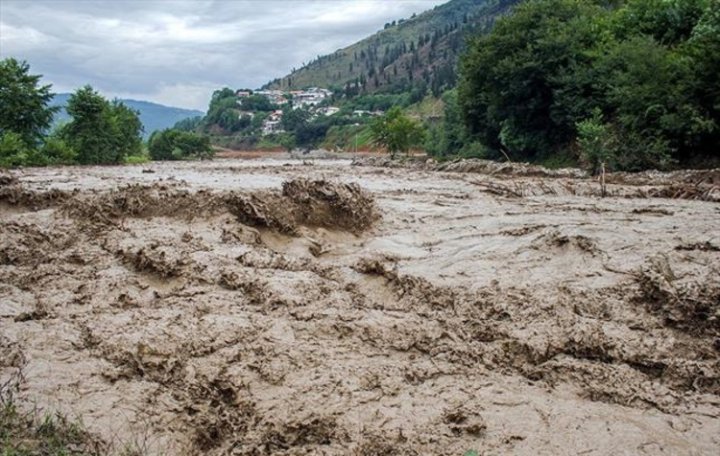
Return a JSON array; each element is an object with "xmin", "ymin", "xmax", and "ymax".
[
  {"xmin": 262, "ymin": 110, "xmax": 285, "ymax": 135},
  {"xmin": 353, "ymin": 110, "xmax": 383, "ymax": 118},
  {"xmin": 317, "ymin": 106, "xmax": 340, "ymax": 116},
  {"xmin": 255, "ymin": 90, "xmax": 288, "ymax": 105}
]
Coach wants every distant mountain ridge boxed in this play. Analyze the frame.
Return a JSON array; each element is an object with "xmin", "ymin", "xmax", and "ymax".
[
  {"xmin": 266, "ymin": 0, "xmax": 521, "ymax": 95},
  {"xmin": 50, "ymin": 94, "xmax": 204, "ymax": 138}
]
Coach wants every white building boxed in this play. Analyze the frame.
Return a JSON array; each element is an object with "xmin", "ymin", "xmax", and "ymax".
[
  {"xmin": 262, "ymin": 110, "xmax": 285, "ymax": 135},
  {"xmin": 317, "ymin": 106, "xmax": 340, "ymax": 116}
]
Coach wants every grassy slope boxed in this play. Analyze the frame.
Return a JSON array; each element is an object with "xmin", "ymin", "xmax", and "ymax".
[{"xmin": 266, "ymin": 0, "xmax": 519, "ymax": 93}]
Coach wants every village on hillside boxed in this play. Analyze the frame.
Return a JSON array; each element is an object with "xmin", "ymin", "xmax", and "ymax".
[{"xmin": 235, "ymin": 87, "xmax": 383, "ymax": 135}]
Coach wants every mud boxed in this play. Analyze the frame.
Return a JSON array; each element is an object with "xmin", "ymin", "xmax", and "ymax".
[
  {"xmin": 354, "ymin": 157, "xmax": 720, "ymax": 202},
  {"xmin": 1, "ymin": 159, "xmax": 719, "ymax": 455}
]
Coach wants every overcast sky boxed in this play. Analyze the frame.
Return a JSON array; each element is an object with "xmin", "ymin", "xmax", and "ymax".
[{"xmin": 0, "ymin": 0, "xmax": 449, "ymax": 111}]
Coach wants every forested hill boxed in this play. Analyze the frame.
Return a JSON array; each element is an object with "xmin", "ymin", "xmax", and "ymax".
[
  {"xmin": 50, "ymin": 94, "xmax": 204, "ymax": 138},
  {"xmin": 265, "ymin": 0, "xmax": 521, "ymax": 96}
]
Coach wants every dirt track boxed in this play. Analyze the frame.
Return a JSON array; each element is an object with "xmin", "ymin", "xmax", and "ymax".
[{"xmin": 1, "ymin": 159, "xmax": 719, "ymax": 455}]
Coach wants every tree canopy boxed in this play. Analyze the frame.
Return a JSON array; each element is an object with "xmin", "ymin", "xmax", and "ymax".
[
  {"xmin": 148, "ymin": 129, "xmax": 213, "ymax": 161},
  {"xmin": 458, "ymin": 0, "xmax": 719, "ymax": 170},
  {"xmin": 61, "ymin": 86, "xmax": 143, "ymax": 165},
  {"xmin": 0, "ymin": 58, "xmax": 58, "ymax": 147}
]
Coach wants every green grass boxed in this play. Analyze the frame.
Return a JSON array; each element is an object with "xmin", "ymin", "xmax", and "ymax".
[
  {"xmin": 124, "ymin": 154, "xmax": 150, "ymax": 165},
  {"xmin": 0, "ymin": 396, "xmax": 100, "ymax": 455},
  {"xmin": 320, "ymin": 124, "xmax": 375, "ymax": 151},
  {"xmin": 0, "ymin": 385, "xmax": 148, "ymax": 456}
]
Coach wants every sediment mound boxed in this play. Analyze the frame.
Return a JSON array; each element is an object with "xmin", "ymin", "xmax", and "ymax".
[
  {"xmin": 0, "ymin": 184, "xmax": 75, "ymax": 209},
  {"xmin": 352, "ymin": 156, "xmax": 586, "ymax": 178},
  {"xmin": 354, "ymin": 157, "xmax": 720, "ymax": 201},
  {"xmin": 0, "ymin": 171, "xmax": 17, "ymax": 187},
  {"xmin": 435, "ymin": 158, "xmax": 586, "ymax": 178},
  {"xmin": 0, "ymin": 221, "xmax": 76, "ymax": 265},
  {"xmin": 62, "ymin": 183, "xmax": 223, "ymax": 227},
  {"xmin": 282, "ymin": 179, "xmax": 378, "ymax": 232},
  {"xmin": 60, "ymin": 179, "xmax": 378, "ymax": 234},
  {"xmin": 636, "ymin": 255, "xmax": 720, "ymax": 334},
  {"xmin": 531, "ymin": 230, "xmax": 599, "ymax": 255},
  {"xmin": 606, "ymin": 168, "xmax": 720, "ymax": 186}
]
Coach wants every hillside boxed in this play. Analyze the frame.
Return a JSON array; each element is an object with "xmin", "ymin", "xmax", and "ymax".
[
  {"xmin": 266, "ymin": 0, "xmax": 521, "ymax": 96},
  {"xmin": 50, "ymin": 94, "xmax": 204, "ymax": 138}
]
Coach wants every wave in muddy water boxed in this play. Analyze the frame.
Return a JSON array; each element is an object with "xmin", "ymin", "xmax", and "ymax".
[{"xmin": 1, "ymin": 160, "xmax": 719, "ymax": 455}]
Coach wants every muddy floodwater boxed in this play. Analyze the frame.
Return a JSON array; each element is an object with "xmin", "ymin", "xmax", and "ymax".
[{"xmin": 1, "ymin": 158, "xmax": 719, "ymax": 455}]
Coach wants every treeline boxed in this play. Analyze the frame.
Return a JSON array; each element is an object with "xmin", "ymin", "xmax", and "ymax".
[
  {"xmin": 450, "ymin": 0, "xmax": 719, "ymax": 171},
  {"xmin": 0, "ymin": 58, "xmax": 212, "ymax": 168}
]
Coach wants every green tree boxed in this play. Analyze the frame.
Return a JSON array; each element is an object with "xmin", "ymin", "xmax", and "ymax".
[
  {"xmin": 281, "ymin": 106, "xmax": 311, "ymax": 132},
  {"xmin": 370, "ymin": 107, "xmax": 425, "ymax": 158},
  {"xmin": 148, "ymin": 129, "xmax": 213, "ymax": 161},
  {"xmin": 203, "ymin": 88, "xmax": 246, "ymax": 133},
  {"xmin": 62, "ymin": 86, "xmax": 143, "ymax": 165},
  {"xmin": 457, "ymin": 0, "xmax": 717, "ymax": 169},
  {"xmin": 458, "ymin": 0, "xmax": 606, "ymax": 160},
  {"xmin": 173, "ymin": 116, "xmax": 203, "ymax": 132},
  {"xmin": 240, "ymin": 94, "xmax": 276, "ymax": 112},
  {"xmin": 0, "ymin": 58, "xmax": 58, "ymax": 147}
]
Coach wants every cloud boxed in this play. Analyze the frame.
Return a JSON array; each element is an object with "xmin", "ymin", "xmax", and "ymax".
[{"xmin": 0, "ymin": 0, "xmax": 448, "ymax": 110}]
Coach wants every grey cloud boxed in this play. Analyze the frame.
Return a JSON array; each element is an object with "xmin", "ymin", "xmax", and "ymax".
[{"xmin": 0, "ymin": 0, "xmax": 448, "ymax": 110}]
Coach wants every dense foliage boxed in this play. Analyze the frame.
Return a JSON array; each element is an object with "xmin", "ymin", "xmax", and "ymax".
[
  {"xmin": 458, "ymin": 0, "xmax": 720, "ymax": 171},
  {"xmin": 148, "ymin": 129, "xmax": 213, "ymax": 160},
  {"xmin": 203, "ymin": 88, "xmax": 247, "ymax": 133}
]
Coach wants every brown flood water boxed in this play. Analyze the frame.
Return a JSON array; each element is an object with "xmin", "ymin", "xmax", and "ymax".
[{"xmin": 1, "ymin": 158, "xmax": 719, "ymax": 455}]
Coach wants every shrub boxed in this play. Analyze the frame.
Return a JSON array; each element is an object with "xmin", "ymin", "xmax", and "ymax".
[
  {"xmin": 0, "ymin": 132, "xmax": 31, "ymax": 168},
  {"xmin": 148, "ymin": 129, "xmax": 213, "ymax": 161},
  {"xmin": 576, "ymin": 109, "xmax": 615, "ymax": 174}
]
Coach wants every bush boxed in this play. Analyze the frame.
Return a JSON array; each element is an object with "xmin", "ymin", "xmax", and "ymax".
[
  {"xmin": 40, "ymin": 135, "xmax": 77, "ymax": 165},
  {"xmin": 457, "ymin": 141, "xmax": 491, "ymax": 159},
  {"xmin": 0, "ymin": 132, "xmax": 31, "ymax": 168},
  {"xmin": 124, "ymin": 154, "xmax": 150, "ymax": 165},
  {"xmin": 148, "ymin": 129, "xmax": 213, "ymax": 161},
  {"xmin": 0, "ymin": 131, "xmax": 77, "ymax": 169},
  {"xmin": 576, "ymin": 109, "xmax": 615, "ymax": 174},
  {"xmin": 370, "ymin": 107, "xmax": 426, "ymax": 157}
]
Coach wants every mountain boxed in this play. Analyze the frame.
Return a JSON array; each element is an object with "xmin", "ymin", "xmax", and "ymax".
[
  {"xmin": 265, "ymin": 0, "xmax": 521, "ymax": 96},
  {"xmin": 50, "ymin": 94, "xmax": 204, "ymax": 138}
]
